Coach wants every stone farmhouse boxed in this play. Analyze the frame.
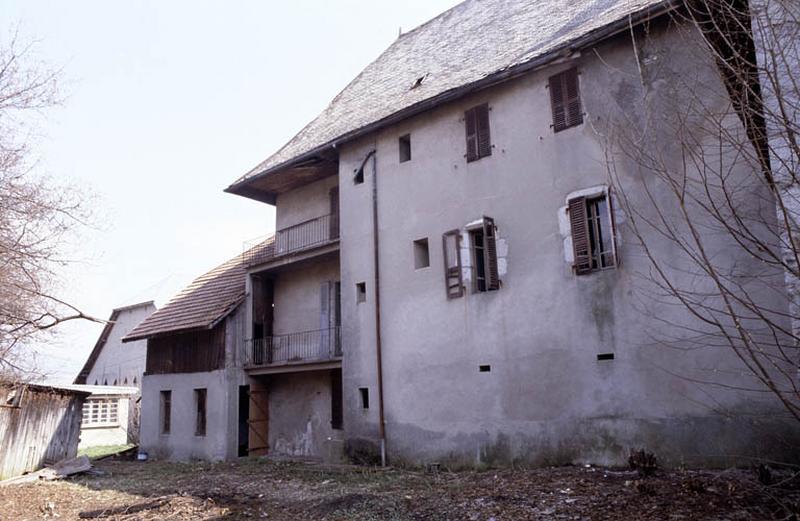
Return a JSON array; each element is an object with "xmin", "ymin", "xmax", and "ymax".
[{"xmin": 126, "ymin": 0, "xmax": 798, "ymax": 466}]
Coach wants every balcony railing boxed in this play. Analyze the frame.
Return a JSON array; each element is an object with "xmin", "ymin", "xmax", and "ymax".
[
  {"xmin": 243, "ymin": 213, "xmax": 338, "ymax": 267},
  {"xmin": 244, "ymin": 327, "xmax": 342, "ymax": 368}
]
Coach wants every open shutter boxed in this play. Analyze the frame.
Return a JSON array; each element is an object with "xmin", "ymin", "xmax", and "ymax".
[
  {"xmin": 607, "ymin": 190, "xmax": 619, "ymax": 268},
  {"xmin": 564, "ymin": 68, "xmax": 583, "ymax": 129},
  {"xmin": 465, "ymin": 107, "xmax": 478, "ymax": 162},
  {"xmin": 568, "ymin": 197, "xmax": 592, "ymax": 275},
  {"xmin": 476, "ymin": 104, "xmax": 492, "ymax": 159},
  {"xmin": 442, "ymin": 230, "xmax": 464, "ymax": 299},
  {"xmin": 482, "ymin": 216, "xmax": 500, "ymax": 290}
]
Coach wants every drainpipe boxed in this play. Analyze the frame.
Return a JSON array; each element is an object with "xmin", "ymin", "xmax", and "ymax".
[{"xmin": 363, "ymin": 148, "xmax": 387, "ymax": 467}]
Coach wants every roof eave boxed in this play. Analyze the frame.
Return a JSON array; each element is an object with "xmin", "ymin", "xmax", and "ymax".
[{"xmin": 224, "ymin": 0, "xmax": 676, "ymax": 203}]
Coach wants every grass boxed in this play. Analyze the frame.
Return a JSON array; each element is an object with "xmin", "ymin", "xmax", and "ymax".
[{"xmin": 78, "ymin": 444, "xmax": 135, "ymax": 460}]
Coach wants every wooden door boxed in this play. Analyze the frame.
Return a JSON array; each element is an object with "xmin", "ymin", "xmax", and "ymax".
[{"xmin": 247, "ymin": 380, "xmax": 269, "ymax": 456}]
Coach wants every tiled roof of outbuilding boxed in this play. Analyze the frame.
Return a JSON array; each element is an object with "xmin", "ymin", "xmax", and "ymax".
[
  {"xmin": 228, "ymin": 0, "xmax": 669, "ymax": 192},
  {"xmin": 123, "ymin": 237, "xmax": 274, "ymax": 341}
]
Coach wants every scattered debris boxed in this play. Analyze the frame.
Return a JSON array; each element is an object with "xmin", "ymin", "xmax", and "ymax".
[
  {"xmin": 0, "ymin": 455, "xmax": 92, "ymax": 487},
  {"xmin": 78, "ymin": 496, "xmax": 170, "ymax": 518},
  {"xmin": 628, "ymin": 449, "xmax": 658, "ymax": 477}
]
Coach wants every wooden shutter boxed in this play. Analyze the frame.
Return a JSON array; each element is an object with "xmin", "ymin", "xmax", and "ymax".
[
  {"xmin": 564, "ymin": 68, "xmax": 583, "ymax": 128},
  {"xmin": 329, "ymin": 186, "xmax": 339, "ymax": 240},
  {"xmin": 476, "ymin": 104, "xmax": 491, "ymax": 159},
  {"xmin": 442, "ymin": 230, "xmax": 464, "ymax": 299},
  {"xmin": 482, "ymin": 216, "xmax": 500, "ymax": 290},
  {"xmin": 465, "ymin": 107, "xmax": 478, "ymax": 162},
  {"xmin": 568, "ymin": 197, "xmax": 593, "ymax": 275},
  {"xmin": 549, "ymin": 68, "xmax": 583, "ymax": 132}
]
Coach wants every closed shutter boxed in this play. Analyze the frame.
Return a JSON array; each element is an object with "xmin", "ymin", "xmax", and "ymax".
[
  {"xmin": 329, "ymin": 186, "xmax": 339, "ymax": 240},
  {"xmin": 442, "ymin": 230, "xmax": 464, "ymax": 299},
  {"xmin": 465, "ymin": 107, "xmax": 478, "ymax": 162},
  {"xmin": 564, "ymin": 68, "xmax": 583, "ymax": 128},
  {"xmin": 482, "ymin": 216, "xmax": 500, "ymax": 290},
  {"xmin": 568, "ymin": 197, "xmax": 592, "ymax": 275},
  {"xmin": 476, "ymin": 104, "xmax": 492, "ymax": 159},
  {"xmin": 550, "ymin": 68, "xmax": 583, "ymax": 132}
]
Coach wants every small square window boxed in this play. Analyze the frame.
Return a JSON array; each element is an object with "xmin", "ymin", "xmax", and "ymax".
[
  {"xmin": 356, "ymin": 282, "xmax": 367, "ymax": 303},
  {"xmin": 359, "ymin": 387, "xmax": 370, "ymax": 409},
  {"xmin": 399, "ymin": 134, "xmax": 411, "ymax": 163},
  {"xmin": 354, "ymin": 167, "xmax": 364, "ymax": 185},
  {"xmin": 413, "ymin": 238, "xmax": 429, "ymax": 269}
]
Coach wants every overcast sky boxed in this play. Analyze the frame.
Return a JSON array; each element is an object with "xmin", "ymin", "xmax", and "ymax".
[{"xmin": 2, "ymin": 1, "xmax": 460, "ymax": 383}]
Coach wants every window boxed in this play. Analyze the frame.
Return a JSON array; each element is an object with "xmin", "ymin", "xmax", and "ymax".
[
  {"xmin": 356, "ymin": 282, "xmax": 367, "ymax": 303},
  {"xmin": 330, "ymin": 369, "xmax": 343, "ymax": 430},
  {"xmin": 81, "ymin": 398, "xmax": 119, "ymax": 427},
  {"xmin": 469, "ymin": 217, "xmax": 500, "ymax": 292},
  {"xmin": 442, "ymin": 230, "xmax": 464, "ymax": 299},
  {"xmin": 353, "ymin": 166, "xmax": 364, "ymax": 185},
  {"xmin": 160, "ymin": 390, "xmax": 171, "ymax": 434},
  {"xmin": 359, "ymin": 387, "xmax": 370, "ymax": 409},
  {"xmin": 413, "ymin": 238, "xmax": 430, "ymax": 269},
  {"xmin": 569, "ymin": 194, "xmax": 616, "ymax": 275},
  {"xmin": 464, "ymin": 103, "xmax": 491, "ymax": 162},
  {"xmin": 194, "ymin": 388, "xmax": 207, "ymax": 436},
  {"xmin": 549, "ymin": 68, "xmax": 583, "ymax": 132},
  {"xmin": 399, "ymin": 134, "xmax": 411, "ymax": 163}
]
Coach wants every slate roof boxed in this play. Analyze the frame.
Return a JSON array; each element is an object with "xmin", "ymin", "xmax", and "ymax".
[
  {"xmin": 123, "ymin": 238, "xmax": 274, "ymax": 341},
  {"xmin": 228, "ymin": 0, "xmax": 670, "ymax": 192}
]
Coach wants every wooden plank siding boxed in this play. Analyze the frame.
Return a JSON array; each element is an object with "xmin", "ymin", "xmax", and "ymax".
[
  {"xmin": 0, "ymin": 386, "xmax": 86, "ymax": 480},
  {"xmin": 146, "ymin": 323, "xmax": 226, "ymax": 375}
]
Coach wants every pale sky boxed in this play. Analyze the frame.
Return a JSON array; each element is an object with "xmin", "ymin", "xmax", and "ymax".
[{"xmin": 1, "ymin": 1, "xmax": 460, "ymax": 383}]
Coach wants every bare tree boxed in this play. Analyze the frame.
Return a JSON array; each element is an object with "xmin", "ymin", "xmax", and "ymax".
[
  {"xmin": 0, "ymin": 31, "xmax": 101, "ymax": 381},
  {"xmin": 602, "ymin": 0, "xmax": 799, "ymax": 422}
]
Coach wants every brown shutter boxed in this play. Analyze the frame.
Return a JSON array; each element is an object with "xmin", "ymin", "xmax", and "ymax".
[
  {"xmin": 476, "ymin": 104, "xmax": 491, "ymax": 159},
  {"xmin": 568, "ymin": 197, "xmax": 592, "ymax": 275},
  {"xmin": 564, "ymin": 68, "xmax": 583, "ymax": 128},
  {"xmin": 329, "ymin": 186, "xmax": 339, "ymax": 240},
  {"xmin": 550, "ymin": 68, "xmax": 583, "ymax": 132},
  {"xmin": 465, "ymin": 107, "xmax": 478, "ymax": 162},
  {"xmin": 549, "ymin": 73, "xmax": 567, "ymax": 132},
  {"xmin": 482, "ymin": 216, "xmax": 500, "ymax": 290},
  {"xmin": 607, "ymin": 189, "xmax": 619, "ymax": 268},
  {"xmin": 442, "ymin": 230, "xmax": 464, "ymax": 299}
]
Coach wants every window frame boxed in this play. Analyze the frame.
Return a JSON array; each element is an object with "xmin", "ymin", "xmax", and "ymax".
[
  {"xmin": 464, "ymin": 103, "xmax": 492, "ymax": 162},
  {"xmin": 81, "ymin": 397, "xmax": 120, "ymax": 428},
  {"xmin": 568, "ymin": 189, "xmax": 618, "ymax": 275},
  {"xmin": 548, "ymin": 67, "xmax": 584, "ymax": 133},
  {"xmin": 160, "ymin": 390, "xmax": 172, "ymax": 435},
  {"xmin": 194, "ymin": 388, "xmax": 207, "ymax": 437},
  {"xmin": 467, "ymin": 216, "xmax": 500, "ymax": 292}
]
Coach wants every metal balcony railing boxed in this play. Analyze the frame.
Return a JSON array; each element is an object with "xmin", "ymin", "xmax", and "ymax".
[
  {"xmin": 244, "ymin": 327, "xmax": 342, "ymax": 368},
  {"xmin": 243, "ymin": 213, "xmax": 339, "ymax": 267}
]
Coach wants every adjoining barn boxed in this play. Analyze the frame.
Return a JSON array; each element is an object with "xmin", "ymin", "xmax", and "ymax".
[{"xmin": 0, "ymin": 383, "xmax": 89, "ymax": 480}]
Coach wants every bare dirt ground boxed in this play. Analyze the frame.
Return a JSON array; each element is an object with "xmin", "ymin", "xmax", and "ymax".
[{"xmin": 1, "ymin": 458, "xmax": 798, "ymax": 520}]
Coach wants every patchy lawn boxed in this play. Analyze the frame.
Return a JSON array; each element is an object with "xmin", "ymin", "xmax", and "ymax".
[
  {"xmin": 0, "ymin": 458, "xmax": 798, "ymax": 520},
  {"xmin": 77, "ymin": 445, "xmax": 136, "ymax": 461}
]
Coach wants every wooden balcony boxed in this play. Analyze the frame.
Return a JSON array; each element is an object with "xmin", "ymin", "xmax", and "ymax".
[
  {"xmin": 243, "ymin": 213, "xmax": 339, "ymax": 269},
  {"xmin": 243, "ymin": 327, "xmax": 342, "ymax": 374}
]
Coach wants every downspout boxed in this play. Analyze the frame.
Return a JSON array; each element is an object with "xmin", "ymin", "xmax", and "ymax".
[{"xmin": 364, "ymin": 148, "xmax": 387, "ymax": 467}]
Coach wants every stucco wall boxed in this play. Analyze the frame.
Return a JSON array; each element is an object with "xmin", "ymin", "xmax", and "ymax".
[
  {"xmin": 338, "ymin": 22, "xmax": 797, "ymax": 467},
  {"xmin": 275, "ymin": 174, "xmax": 338, "ymax": 230},
  {"xmin": 140, "ymin": 368, "xmax": 247, "ymax": 461},
  {"xmin": 272, "ymin": 257, "xmax": 340, "ymax": 336},
  {"xmin": 87, "ymin": 304, "xmax": 154, "ymax": 388},
  {"xmin": 267, "ymin": 371, "xmax": 344, "ymax": 462}
]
